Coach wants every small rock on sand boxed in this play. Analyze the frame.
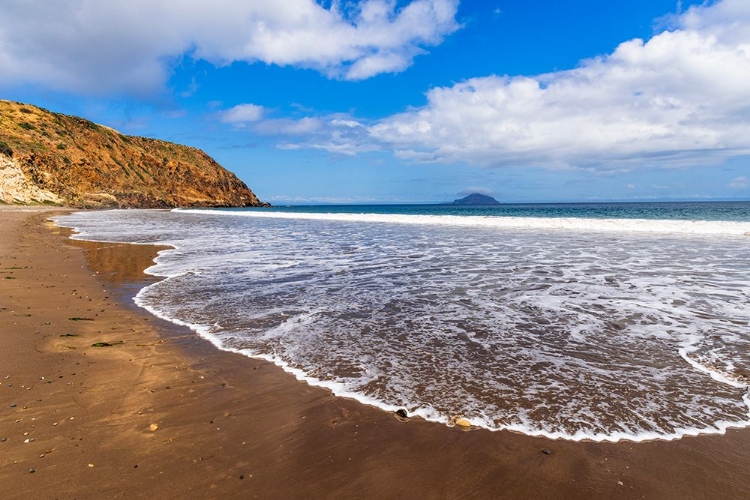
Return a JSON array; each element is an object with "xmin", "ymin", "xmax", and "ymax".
[
  {"xmin": 149, "ymin": 423, "xmax": 159, "ymax": 432},
  {"xmin": 450, "ymin": 416, "xmax": 472, "ymax": 428}
]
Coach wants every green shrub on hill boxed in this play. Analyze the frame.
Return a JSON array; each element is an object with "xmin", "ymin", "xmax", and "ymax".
[{"xmin": 0, "ymin": 140, "xmax": 12, "ymax": 157}]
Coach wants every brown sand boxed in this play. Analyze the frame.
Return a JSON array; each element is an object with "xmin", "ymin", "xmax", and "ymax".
[{"xmin": 1, "ymin": 207, "xmax": 749, "ymax": 499}]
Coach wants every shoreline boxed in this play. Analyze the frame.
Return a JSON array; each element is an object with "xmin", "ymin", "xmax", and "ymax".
[
  {"xmin": 1, "ymin": 207, "xmax": 749, "ymax": 498},
  {"xmin": 97, "ymin": 232, "xmax": 750, "ymax": 446}
]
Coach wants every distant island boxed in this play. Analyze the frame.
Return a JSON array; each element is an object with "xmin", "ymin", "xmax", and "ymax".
[
  {"xmin": 451, "ymin": 193, "xmax": 501, "ymax": 205},
  {"xmin": 0, "ymin": 99, "xmax": 269, "ymax": 208}
]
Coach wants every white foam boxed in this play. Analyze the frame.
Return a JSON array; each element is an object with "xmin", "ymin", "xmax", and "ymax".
[
  {"xmin": 52, "ymin": 208, "xmax": 750, "ymax": 443},
  {"xmin": 174, "ymin": 208, "xmax": 750, "ymax": 236},
  {"xmin": 131, "ymin": 284, "xmax": 750, "ymax": 442},
  {"xmin": 261, "ymin": 311, "xmax": 319, "ymax": 340},
  {"xmin": 135, "ymin": 288, "xmax": 750, "ymax": 443}
]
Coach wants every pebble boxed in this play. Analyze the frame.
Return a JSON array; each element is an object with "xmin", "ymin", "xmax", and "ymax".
[
  {"xmin": 1, "ymin": 437, "xmax": 6, "ymax": 442},
  {"xmin": 395, "ymin": 409, "xmax": 408, "ymax": 419},
  {"xmin": 29, "ymin": 469, "xmax": 35, "ymax": 474},
  {"xmin": 541, "ymin": 449, "xmax": 552, "ymax": 455},
  {"xmin": 149, "ymin": 423, "xmax": 159, "ymax": 432},
  {"xmin": 10, "ymin": 403, "xmax": 16, "ymax": 408},
  {"xmin": 450, "ymin": 416, "xmax": 472, "ymax": 428}
]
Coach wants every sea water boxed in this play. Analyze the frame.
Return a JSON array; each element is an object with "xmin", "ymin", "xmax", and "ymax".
[{"xmin": 55, "ymin": 202, "xmax": 750, "ymax": 442}]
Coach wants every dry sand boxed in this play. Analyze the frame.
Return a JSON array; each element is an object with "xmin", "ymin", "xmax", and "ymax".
[{"xmin": 1, "ymin": 206, "xmax": 749, "ymax": 499}]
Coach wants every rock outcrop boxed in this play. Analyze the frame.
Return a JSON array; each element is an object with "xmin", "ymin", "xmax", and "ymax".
[
  {"xmin": 0, "ymin": 100, "xmax": 269, "ymax": 208},
  {"xmin": 0, "ymin": 155, "xmax": 62, "ymax": 205}
]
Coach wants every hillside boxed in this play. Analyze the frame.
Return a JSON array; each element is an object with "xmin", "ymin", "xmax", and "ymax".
[{"xmin": 0, "ymin": 100, "xmax": 268, "ymax": 208}]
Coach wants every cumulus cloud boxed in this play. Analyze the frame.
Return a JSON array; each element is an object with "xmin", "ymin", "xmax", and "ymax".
[
  {"xmin": 214, "ymin": 0, "xmax": 750, "ymax": 173},
  {"xmin": 220, "ymin": 104, "xmax": 265, "ymax": 125},
  {"xmin": 313, "ymin": 0, "xmax": 746, "ymax": 171},
  {"xmin": 0, "ymin": 0, "xmax": 459, "ymax": 95},
  {"xmin": 366, "ymin": 0, "xmax": 750, "ymax": 170}
]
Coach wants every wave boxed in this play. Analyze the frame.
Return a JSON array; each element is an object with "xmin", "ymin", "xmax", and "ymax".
[
  {"xmin": 134, "ymin": 283, "xmax": 750, "ymax": 443},
  {"xmin": 54, "ymin": 209, "xmax": 750, "ymax": 443},
  {"xmin": 174, "ymin": 208, "xmax": 750, "ymax": 236}
]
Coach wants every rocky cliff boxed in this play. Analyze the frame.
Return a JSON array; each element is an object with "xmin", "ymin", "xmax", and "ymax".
[{"xmin": 0, "ymin": 100, "xmax": 268, "ymax": 208}]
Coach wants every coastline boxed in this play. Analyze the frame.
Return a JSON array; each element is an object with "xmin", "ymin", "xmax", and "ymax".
[{"xmin": 1, "ymin": 207, "xmax": 749, "ymax": 499}]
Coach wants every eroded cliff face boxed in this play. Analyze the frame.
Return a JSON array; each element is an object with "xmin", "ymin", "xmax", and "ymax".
[
  {"xmin": 0, "ymin": 155, "xmax": 62, "ymax": 205},
  {"xmin": 0, "ymin": 100, "xmax": 268, "ymax": 208}
]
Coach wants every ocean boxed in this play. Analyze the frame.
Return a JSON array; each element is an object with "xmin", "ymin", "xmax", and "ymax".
[{"xmin": 55, "ymin": 202, "xmax": 750, "ymax": 442}]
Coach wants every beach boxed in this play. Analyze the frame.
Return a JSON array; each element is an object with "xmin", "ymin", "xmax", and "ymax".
[{"xmin": 2, "ymin": 207, "xmax": 750, "ymax": 499}]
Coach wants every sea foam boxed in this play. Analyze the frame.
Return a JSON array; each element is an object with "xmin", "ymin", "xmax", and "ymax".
[
  {"xmin": 55, "ymin": 208, "xmax": 750, "ymax": 442},
  {"xmin": 175, "ymin": 208, "xmax": 750, "ymax": 236}
]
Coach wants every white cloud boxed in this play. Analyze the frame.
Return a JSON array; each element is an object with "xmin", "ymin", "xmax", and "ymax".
[
  {"xmin": 254, "ymin": 116, "xmax": 324, "ymax": 135},
  {"xmin": 250, "ymin": 113, "xmax": 378, "ymax": 155},
  {"xmin": 728, "ymin": 176, "xmax": 749, "ymax": 189},
  {"xmin": 213, "ymin": 0, "xmax": 750, "ymax": 174},
  {"xmin": 0, "ymin": 0, "xmax": 459, "ymax": 95},
  {"xmin": 220, "ymin": 104, "xmax": 265, "ymax": 125},
  {"xmin": 330, "ymin": 119, "xmax": 364, "ymax": 128},
  {"xmin": 362, "ymin": 0, "xmax": 750, "ymax": 170}
]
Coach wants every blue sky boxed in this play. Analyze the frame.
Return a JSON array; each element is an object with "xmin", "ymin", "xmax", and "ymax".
[{"xmin": 2, "ymin": 0, "xmax": 749, "ymax": 204}]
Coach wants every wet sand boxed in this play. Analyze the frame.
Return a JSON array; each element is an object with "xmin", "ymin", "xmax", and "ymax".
[{"xmin": 1, "ymin": 206, "xmax": 749, "ymax": 499}]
